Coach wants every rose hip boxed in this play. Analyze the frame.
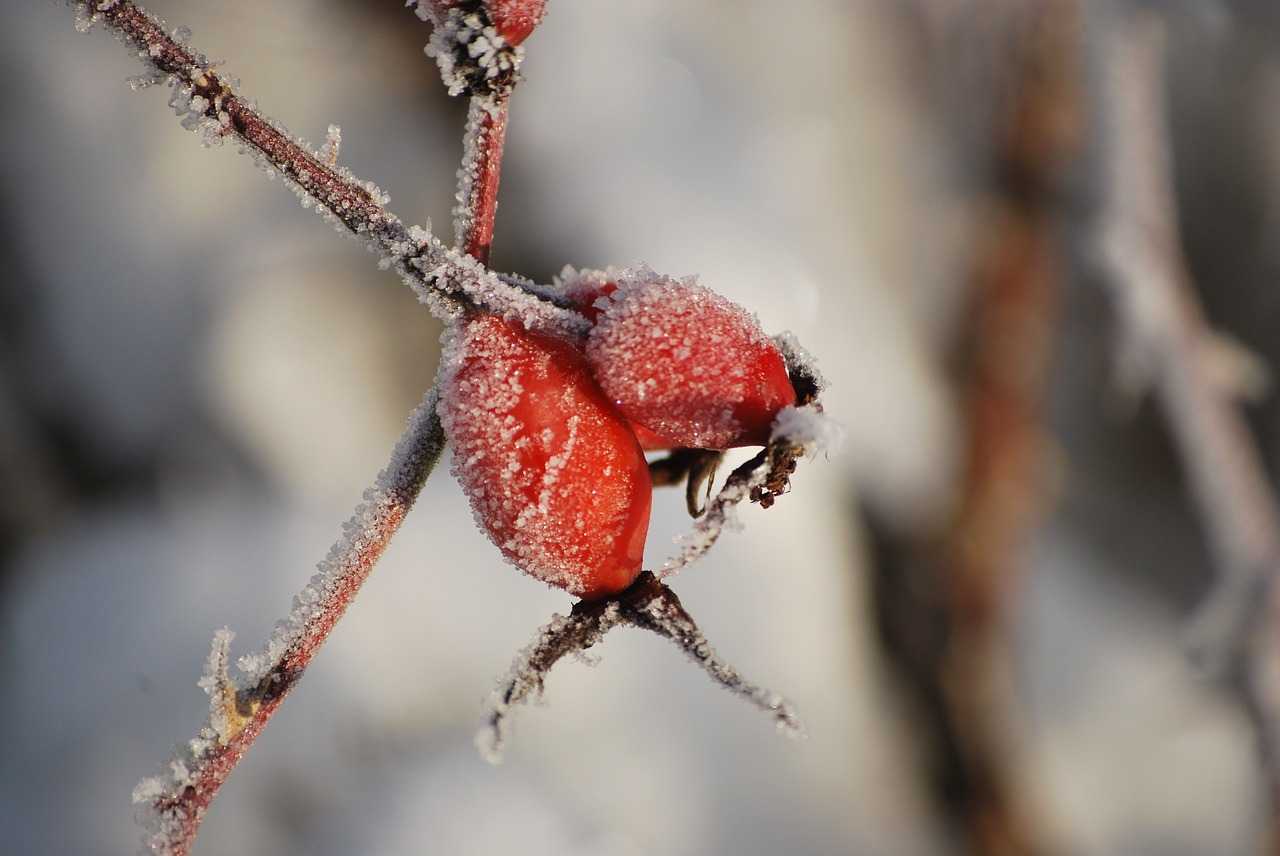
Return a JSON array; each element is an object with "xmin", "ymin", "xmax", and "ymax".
[
  {"xmin": 439, "ymin": 314, "xmax": 652, "ymax": 600},
  {"xmin": 583, "ymin": 270, "xmax": 797, "ymax": 450}
]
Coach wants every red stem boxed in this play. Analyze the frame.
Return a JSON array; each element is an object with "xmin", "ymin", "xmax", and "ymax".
[{"xmin": 457, "ymin": 94, "xmax": 511, "ymax": 264}]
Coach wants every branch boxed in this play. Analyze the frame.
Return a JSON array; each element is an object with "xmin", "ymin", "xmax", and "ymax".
[
  {"xmin": 1094, "ymin": 12, "xmax": 1280, "ymax": 842},
  {"xmin": 455, "ymin": 94, "xmax": 510, "ymax": 264},
  {"xmin": 477, "ymin": 572, "xmax": 804, "ymax": 762},
  {"xmin": 1095, "ymin": 14, "xmax": 1280, "ymax": 666},
  {"xmin": 73, "ymin": 0, "xmax": 587, "ymax": 338},
  {"xmin": 132, "ymin": 392, "xmax": 447, "ymax": 856}
]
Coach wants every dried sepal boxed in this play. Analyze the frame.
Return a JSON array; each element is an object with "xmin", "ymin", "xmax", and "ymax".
[
  {"xmin": 418, "ymin": 0, "xmax": 528, "ymax": 98},
  {"xmin": 477, "ymin": 572, "xmax": 803, "ymax": 762},
  {"xmin": 647, "ymin": 448, "xmax": 725, "ymax": 518}
]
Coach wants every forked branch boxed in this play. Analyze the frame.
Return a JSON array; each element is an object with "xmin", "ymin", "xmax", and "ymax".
[
  {"xmin": 477, "ymin": 572, "xmax": 805, "ymax": 762},
  {"xmin": 72, "ymin": 0, "xmax": 585, "ymax": 337},
  {"xmin": 1094, "ymin": 12, "xmax": 1280, "ymax": 841}
]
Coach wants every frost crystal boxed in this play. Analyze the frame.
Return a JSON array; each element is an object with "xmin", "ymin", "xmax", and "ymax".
[
  {"xmin": 477, "ymin": 575, "xmax": 804, "ymax": 762},
  {"xmin": 438, "ymin": 315, "xmax": 650, "ymax": 599},
  {"xmin": 321, "ymin": 123, "xmax": 342, "ymax": 165},
  {"xmin": 425, "ymin": 5, "xmax": 524, "ymax": 97},
  {"xmin": 770, "ymin": 403, "xmax": 843, "ymax": 454},
  {"xmin": 583, "ymin": 264, "xmax": 798, "ymax": 449},
  {"xmin": 198, "ymin": 628, "xmax": 237, "ymax": 743}
]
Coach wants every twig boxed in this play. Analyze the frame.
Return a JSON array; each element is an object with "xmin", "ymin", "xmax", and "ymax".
[
  {"xmin": 476, "ymin": 572, "xmax": 804, "ymax": 763},
  {"xmin": 73, "ymin": 0, "xmax": 586, "ymax": 338},
  {"xmin": 1097, "ymin": 13, "xmax": 1280, "ymax": 664},
  {"xmin": 455, "ymin": 94, "xmax": 510, "ymax": 263},
  {"xmin": 131, "ymin": 392, "xmax": 446, "ymax": 856},
  {"xmin": 1094, "ymin": 12, "xmax": 1280, "ymax": 843}
]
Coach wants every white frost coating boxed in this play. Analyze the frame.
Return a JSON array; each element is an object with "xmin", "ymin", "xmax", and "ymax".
[
  {"xmin": 127, "ymin": 70, "xmax": 166, "ymax": 90},
  {"xmin": 101, "ymin": 11, "xmax": 583, "ymax": 337},
  {"xmin": 658, "ymin": 460, "xmax": 769, "ymax": 578},
  {"xmin": 408, "ymin": 0, "xmax": 437, "ymax": 25},
  {"xmin": 771, "ymin": 404, "xmax": 843, "ymax": 454},
  {"xmin": 415, "ymin": 246, "xmax": 590, "ymax": 339},
  {"xmin": 197, "ymin": 627, "xmax": 236, "ymax": 742},
  {"xmin": 584, "ymin": 263, "xmax": 794, "ymax": 449},
  {"xmin": 236, "ymin": 390, "xmax": 446, "ymax": 686},
  {"xmin": 773, "ymin": 329, "xmax": 828, "ymax": 394},
  {"xmin": 425, "ymin": 6, "xmax": 523, "ymax": 97},
  {"xmin": 453, "ymin": 98, "xmax": 491, "ymax": 247},
  {"xmin": 437, "ymin": 317, "xmax": 645, "ymax": 598},
  {"xmin": 321, "ymin": 123, "xmax": 342, "ymax": 164}
]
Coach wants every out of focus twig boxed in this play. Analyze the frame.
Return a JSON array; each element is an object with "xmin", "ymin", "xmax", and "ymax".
[
  {"xmin": 1094, "ymin": 11, "xmax": 1280, "ymax": 844},
  {"xmin": 1095, "ymin": 12, "xmax": 1280, "ymax": 679}
]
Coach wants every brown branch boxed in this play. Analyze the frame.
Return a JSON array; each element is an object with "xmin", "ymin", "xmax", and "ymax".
[
  {"xmin": 872, "ymin": 4, "xmax": 1081, "ymax": 854},
  {"xmin": 132, "ymin": 392, "xmax": 446, "ymax": 856},
  {"xmin": 73, "ymin": 0, "xmax": 587, "ymax": 338}
]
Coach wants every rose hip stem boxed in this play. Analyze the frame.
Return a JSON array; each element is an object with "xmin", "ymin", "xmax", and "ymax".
[{"xmin": 457, "ymin": 93, "xmax": 509, "ymax": 265}]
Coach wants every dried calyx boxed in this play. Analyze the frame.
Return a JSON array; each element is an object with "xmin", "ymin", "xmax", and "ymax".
[{"xmin": 412, "ymin": 0, "xmax": 548, "ymax": 97}]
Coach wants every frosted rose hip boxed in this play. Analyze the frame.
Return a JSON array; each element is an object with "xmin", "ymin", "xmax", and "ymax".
[
  {"xmin": 439, "ymin": 314, "xmax": 651, "ymax": 600},
  {"xmin": 584, "ymin": 272, "xmax": 796, "ymax": 450}
]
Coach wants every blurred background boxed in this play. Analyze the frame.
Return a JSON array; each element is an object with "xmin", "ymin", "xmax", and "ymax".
[{"xmin": 3, "ymin": 0, "xmax": 1279, "ymax": 853}]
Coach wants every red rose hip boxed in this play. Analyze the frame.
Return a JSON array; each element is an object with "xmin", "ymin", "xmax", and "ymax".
[
  {"xmin": 584, "ymin": 270, "xmax": 797, "ymax": 450},
  {"xmin": 439, "ymin": 314, "xmax": 652, "ymax": 600}
]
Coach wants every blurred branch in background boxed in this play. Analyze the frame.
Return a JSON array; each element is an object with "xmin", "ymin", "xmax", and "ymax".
[
  {"xmin": 1095, "ymin": 10, "xmax": 1280, "ymax": 848},
  {"xmin": 869, "ymin": 3, "xmax": 1080, "ymax": 854},
  {"xmin": 872, "ymin": 1, "xmax": 1280, "ymax": 853}
]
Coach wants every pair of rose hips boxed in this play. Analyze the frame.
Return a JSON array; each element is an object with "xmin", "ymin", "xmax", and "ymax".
[{"xmin": 438, "ymin": 268, "xmax": 798, "ymax": 600}]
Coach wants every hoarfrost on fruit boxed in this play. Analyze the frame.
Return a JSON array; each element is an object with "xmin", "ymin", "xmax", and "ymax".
[
  {"xmin": 584, "ymin": 267, "xmax": 797, "ymax": 450},
  {"xmin": 438, "ymin": 314, "xmax": 652, "ymax": 600}
]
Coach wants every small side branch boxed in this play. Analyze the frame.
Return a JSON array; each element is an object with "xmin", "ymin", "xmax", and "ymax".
[
  {"xmin": 1096, "ymin": 16, "xmax": 1280, "ymax": 665},
  {"xmin": 477, "ymin": 572, "xmax": 804, "ymax": 763},
  {"xmin": 132, "ymin": 392, "xmax": 447, "ymax": 856}
]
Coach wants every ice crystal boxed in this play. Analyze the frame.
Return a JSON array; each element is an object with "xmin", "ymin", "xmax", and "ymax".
[{"xmin": 424, "ymin": 4, "xmax": 523, "ymax": 98}]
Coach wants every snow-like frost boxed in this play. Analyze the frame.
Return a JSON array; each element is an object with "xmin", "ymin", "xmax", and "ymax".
[
  {"xmin": 425, "ymin": 5, "xmax": 523, "ymax": 97},
  {"xmin": 770, "ymin": 403, "xmax": 843, "ymax": 454},
  {"xmin": 198, "ymin": 627, "xmax": 236, "ymax": 742},
  {"xmin": 438, "ymin": 316, "xmax": 648, "ymax": 599},
  {"xmin": 583, "ymin": 264, "xmax": 796, "ymax": 449}
]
